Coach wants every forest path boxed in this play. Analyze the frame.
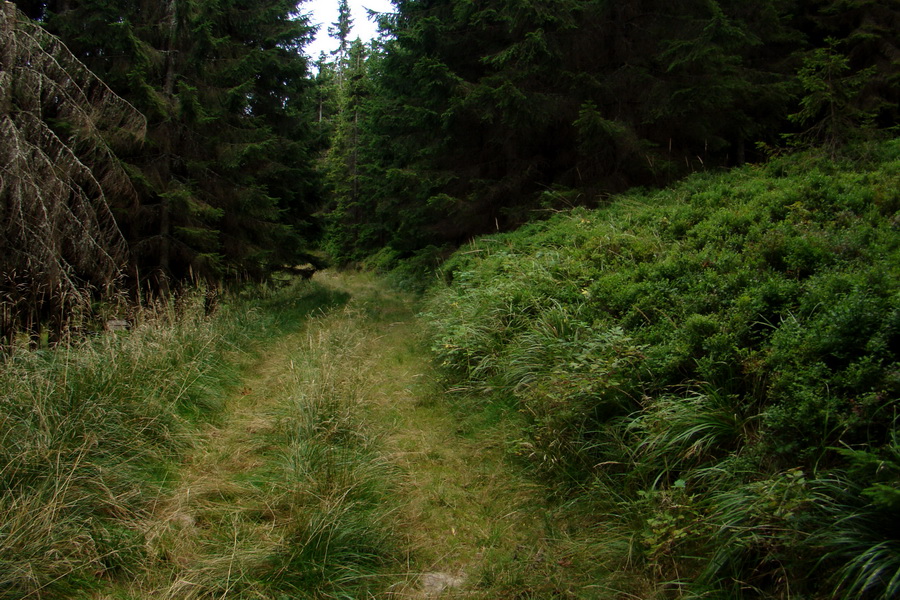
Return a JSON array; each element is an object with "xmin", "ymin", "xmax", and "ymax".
[
  {"xmin": 131, "ymin": 291, "xmax": 324, "ymax": 598},
  {"xmin": 103, "ymin": 271, "xmax": 579, "ymax": 599},
  {"xmin": 301, "ymin": 271, "xmax": 563, "ymax": 598},
  {"xmin": 339, "ymin": 272, "xmax": 557, "ymax": 598}
]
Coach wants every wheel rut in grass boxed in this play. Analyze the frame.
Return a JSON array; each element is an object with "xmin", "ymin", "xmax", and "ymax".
[
  {"xmin": 141, "ymin": 323, "xmax": 305, "ymax": 597},
  {"xmin": 123, "ymin": 272, "xmax": 590, "ymax": 599}
]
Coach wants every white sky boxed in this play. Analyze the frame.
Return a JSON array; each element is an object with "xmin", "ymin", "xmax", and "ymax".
[{"xmin": 301, "ymin": 0, "xmax": 395, "ymax": 61}]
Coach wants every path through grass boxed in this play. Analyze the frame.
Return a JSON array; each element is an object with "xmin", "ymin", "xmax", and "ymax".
[{"xmin": 87, "ymin": 271, "xmax": 620, "ymax": 599}]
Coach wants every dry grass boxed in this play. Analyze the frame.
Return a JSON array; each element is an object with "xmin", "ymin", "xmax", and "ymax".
[{"xmin": 1, "ymin": 271, "xmax": 634, "ymax": 600}]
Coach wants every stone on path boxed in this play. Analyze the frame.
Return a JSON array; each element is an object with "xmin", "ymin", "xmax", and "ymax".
[{"xmin": 419, "ymin": 572, "xmax": 465, "ymax": 596}]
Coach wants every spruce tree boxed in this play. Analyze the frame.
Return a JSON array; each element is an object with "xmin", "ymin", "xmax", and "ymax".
[
  {"xmin": 15, "ymin": 0, "xmax": 320, "ymax": 292},
  {"xmin": 325, "ymin": 0, "xmax": 813, "ymax": 261},
  {"xmin": 796, "ymin": 0, "xmax": 900, "ymax": 133},
  {"xmin": 323, "ymin": 38, "xmax": 376, "ymax": 262},
  {"xmin": 650, "ymin": 0, "xmax": 799, "ymax": 165},
  {"xmin": 189, "ymin": 0, "xmax": 318, "ymax": 281},
  {"xmin": 1, "ymin": 2, "xmax": 145, "ymax": 342},
  {"xmin": 329, "ymin": 0, "xmax": 353, "ymax": 81},
  {"xmin": 789, "ymin": 38, "xmax": 878, "ymax": 152}
]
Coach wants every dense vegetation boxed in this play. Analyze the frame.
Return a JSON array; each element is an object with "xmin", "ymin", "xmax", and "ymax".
[
  {"xmin": 0, "ymin": 280, "xmax": 390, "ymax": 598},
  {"xmin": 31, "ymin": 0, "xmax": 322, "ymax": 285},
  {"xmin": 3, "ymin": 0, "xmax": 900, "ymax": 598},
  {"xmin": 4, "ymin": 0, "xmax": 899, "ymax": 337},
  {"xmin": 424, "ymin": 141, "xmax": 900, "ymax": 598},
  {"xmin": 321, "ymin": 0, "xmax": 899, "ymax": 264}
]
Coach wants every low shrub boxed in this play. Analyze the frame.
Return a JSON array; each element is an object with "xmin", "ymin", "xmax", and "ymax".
[{"xmin": 423, "ymin": 140, "xmax": 900, "ymax": 597}]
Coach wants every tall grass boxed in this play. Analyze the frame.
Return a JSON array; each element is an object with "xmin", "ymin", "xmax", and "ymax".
[
  {"xmin": 106, "ymin": 285, "xmax": 405, "ymax": 600},
  {"xmin": 0, "ymin": 279, "xmax": 339, "ymax": 599},
  {"xmin": 260, "ymin": 307, "xmax": 402, "ymax": 598}
]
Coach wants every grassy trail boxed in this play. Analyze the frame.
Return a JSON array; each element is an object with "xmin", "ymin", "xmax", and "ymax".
[
  {"xmin": 136, "ymin": 323, "xmax": 304, "ymax": 597},
  {"xmin": 96, "ymin": 271, "xmax": 605, "ymax": 600},
  {"xmin": 344, "ymin": 273, "xmax": 560, "ymax": 598}
]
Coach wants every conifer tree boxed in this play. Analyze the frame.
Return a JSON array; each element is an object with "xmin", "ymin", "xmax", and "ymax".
[
  {"xmin": 14, "ymin": 0, "xmax": 319, "ymax": 292},
  {"xmin": 313, "ymin": 51, "xmax": 338, "ymax": 124},
  {"xmin": 1, "ymin": 1, "xmax": 145, "ymax": 343},
  {"xmin": 188, "ymin": 0, "xmax": 318, "ymax": 281},
  {"xmin": 323, "ymin": 0, "xmax": 833, "ymax": 262},
  {"xmin": 329, "ymin": 0, "xmax": 353, "ymax": 80},
  {"xmin": 323, "ymin": 38, "xmax": 376, "ymax": 262},
  {"xmin": 650, "ymin": 0, "xmax": 798, "ymax": 165},
  {"xmin": 789, "ymin": 38, "xmax": 878, "ymax": 153},
  {"xmin": 797, "ymin": 0, "xmax": 900, "ymax": 132}
]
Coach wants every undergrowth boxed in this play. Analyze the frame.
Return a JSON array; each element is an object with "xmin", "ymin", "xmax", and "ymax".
[
  {"xmin": 261, "ymin": 308, "xmax": 402, "ymax": 598},
  {"xmin": 0, "ymin": 278, "xmax": 344, "ymax": 599},
  {"xmin": 423, "ymin": 140, "xmax": 900, "ymax": 598}
]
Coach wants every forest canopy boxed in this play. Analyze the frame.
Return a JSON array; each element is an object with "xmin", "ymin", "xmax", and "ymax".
[{"xmin": 318, "ymin": 0, "xmax": 899, "ymax": 265}]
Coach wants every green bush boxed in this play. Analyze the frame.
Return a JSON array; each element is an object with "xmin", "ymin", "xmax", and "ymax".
[{"xmin": 424, "ymin": 139, "xmax": 900, "ymax": 598}]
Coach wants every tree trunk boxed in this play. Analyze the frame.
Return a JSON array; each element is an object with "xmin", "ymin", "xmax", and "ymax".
[
  {"xmin": 352, "ymin": 107, "xmax": 359, "ymax": 202},
  {"xmin": 157, "ymin": 0, "xmax": 178, "ymax": 294}
]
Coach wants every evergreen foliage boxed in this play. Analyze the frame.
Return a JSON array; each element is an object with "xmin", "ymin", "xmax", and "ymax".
[
  {"xmin": 10, "ymin": 0, "xmax": 320, "ymax": 295},
  {"xmin": 323, "ymin": 38, "xmax": 378, "ymax": 263},
  {"xmin": 328, "ymin": 0, "xmax": 353, "ymax": 69},
  {"xmin": 321, "ymin": 0, "xmax": 899, "ymax": 264},
  {"xmin": 0, "ymin": 2, "xmax": 145, "ymax": 346},
  {"xmin": 789, "ymin": 37, "xmax": 878, "ymax": 152}
]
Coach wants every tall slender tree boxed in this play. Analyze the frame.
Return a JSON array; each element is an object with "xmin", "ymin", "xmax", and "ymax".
[
  {"xmin": 329, "ymin": 0, "xmax": 353, "ymax": 81},
  {"xmin": 323, "ymin": 38, "xmax": 374, "ymax": 262}
]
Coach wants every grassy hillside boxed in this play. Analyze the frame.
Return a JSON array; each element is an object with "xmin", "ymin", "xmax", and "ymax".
[{"xmin": 424, "ymin": 141, "xmax": 900, "ymax": 598}]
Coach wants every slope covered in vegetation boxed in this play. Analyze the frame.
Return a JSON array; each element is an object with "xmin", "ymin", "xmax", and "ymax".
[{"xmin": 424, "ymin": 141, "xmax": 900, "ymax": 598}]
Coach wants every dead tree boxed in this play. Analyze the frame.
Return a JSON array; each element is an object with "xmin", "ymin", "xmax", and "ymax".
[{"xmin": 0, "ymin": 1, "xmax": 145, "ymax": 347}]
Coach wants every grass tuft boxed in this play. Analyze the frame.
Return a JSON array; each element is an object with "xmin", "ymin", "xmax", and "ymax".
[{"xmin": 260, "ymin": 309, "xmax": 402, "ymax": 598}]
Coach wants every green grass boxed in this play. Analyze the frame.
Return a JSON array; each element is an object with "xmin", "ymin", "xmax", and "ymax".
[
  {"xmin": 422, "ymin": 139, "xmax": 900, "ymax": 598},
  {"xmin": 0, "ymin": 278, "xmax": 344, "ymax": 599},
  {"xmin": 61, "ymin": 273, "xmax": 413, "ymax": 600},
  {"xmin": 258, "ymin": 306, "xmax": 404, "ymax": 598}
]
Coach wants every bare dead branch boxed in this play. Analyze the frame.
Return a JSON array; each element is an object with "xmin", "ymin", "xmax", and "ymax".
[{"xmin": 0, "ymin": 1, "xmax": 146, "ymax": 346}]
